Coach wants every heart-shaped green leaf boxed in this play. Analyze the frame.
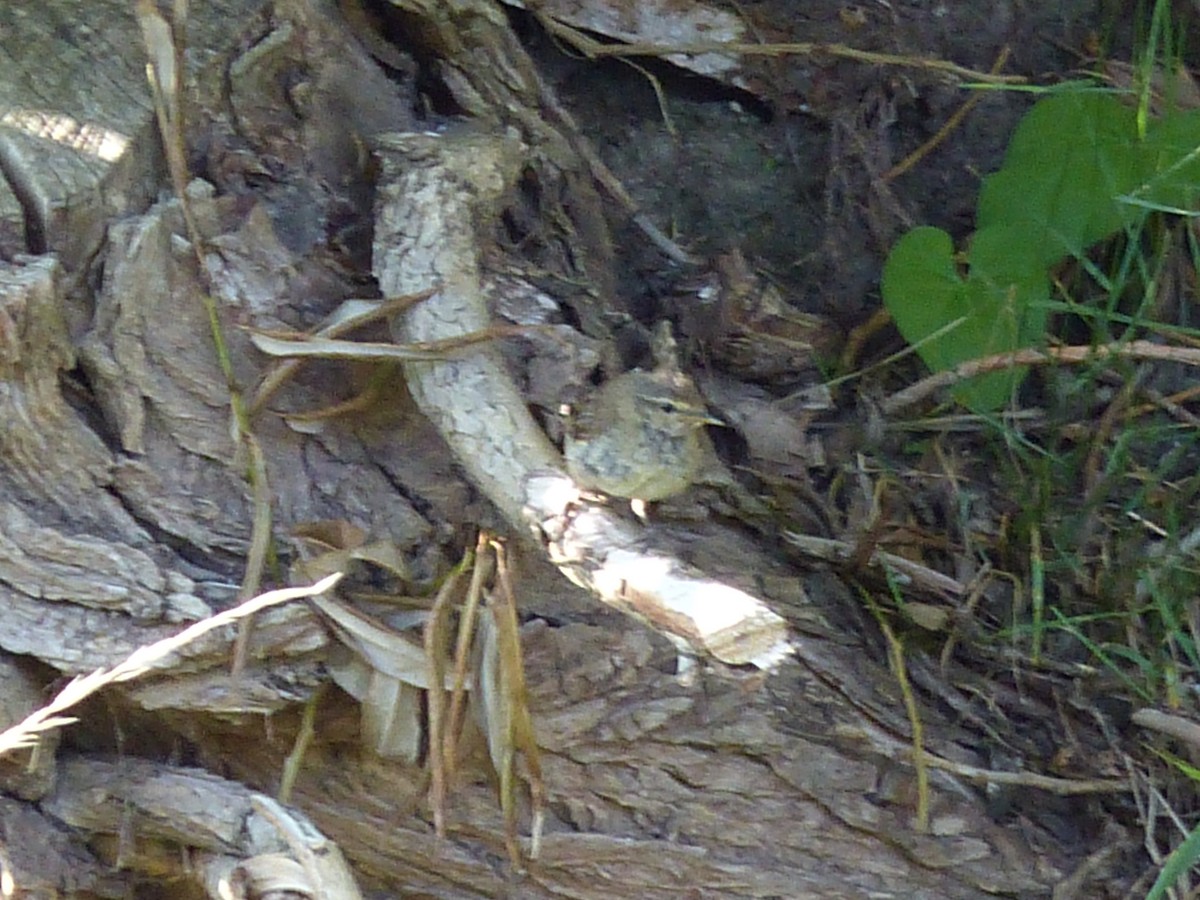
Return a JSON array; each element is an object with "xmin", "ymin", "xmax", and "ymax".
[
  {"xmin": 882, "ymin": 225, "xmax": 1047, "ymax": 411},
  {"xmin": 882, "ymin": 87, "xmax": 1200, "ymax": 413},
  {"xmin": 978, "ymin": 91, "xmax": 1146, "ymax": 263}
]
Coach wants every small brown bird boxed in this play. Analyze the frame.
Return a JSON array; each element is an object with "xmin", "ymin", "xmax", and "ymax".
[{"xmin": 564, "ymin": 368, "xmax": 721, "ymax": 503}]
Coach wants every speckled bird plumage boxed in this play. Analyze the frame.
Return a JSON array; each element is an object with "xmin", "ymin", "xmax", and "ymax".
[{"xmin": 564, "ymin": 368, "xmax": 718, "ymax": 501}]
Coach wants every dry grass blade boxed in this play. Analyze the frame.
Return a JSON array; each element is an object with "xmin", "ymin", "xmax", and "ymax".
[
  {"xmin": 445, "ymin": 534, "xmax": 493, "ymax": 772},
  {"xmin": 0, "ymin": 575, "xmax": 342, "ymax": 758},
  {"xmin": 249, "ymin": 290, "xmax": 436, "ymax": 416},
  {"xmin": 486, "ymin": 538, "xmax": 545, "ymax": 863},
  {"xmin": 137, "ymin": 0, "xmax": 275, "ymax": 679},
  {"xmin": 250, "ymin": 325, "xmax": 544, "ymax": 363},
  {"xmin": 278, "ymin": 683, "xmax": 327, "ymax": 805},
  {"xmin": 419, "ymin": 534, "xmax": 542, "ymax": 865},
  {"xmin": 884, "ymin": 47, "xmax": 1013, "ymax": 181},
  {"xmin": 135, "ymin": 0, "xmax": 186, "ymax": 222},
  {"xmin": 425, "ymin": 547, "xmax": 473, "ymax": 837},
  {"xmin": 863, "ymin": 588, "xmax": 929, "ymax": 833},
  {"xmin": 231, "ymin": 435, "xmax": 272, "ymax": 676}
]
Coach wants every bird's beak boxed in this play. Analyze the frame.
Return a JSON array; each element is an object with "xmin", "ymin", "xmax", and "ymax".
[{"xmin": 685, "ymin": 411, "xmax": 725, "ymax": 427}]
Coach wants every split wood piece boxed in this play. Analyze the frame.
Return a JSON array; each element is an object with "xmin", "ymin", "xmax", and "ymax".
[
  {"xmin": 371, "ymin": 130, "xmax": 791, "ymax": 671},
  {"xmin": 43, "ymin": 756, "xmax": 363, "ymax": 899}
]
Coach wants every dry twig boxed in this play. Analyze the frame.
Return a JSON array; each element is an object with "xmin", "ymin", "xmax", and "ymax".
[{"xmin": 881, "ymin": 340, "xmax": 1200, "ymax": 415}]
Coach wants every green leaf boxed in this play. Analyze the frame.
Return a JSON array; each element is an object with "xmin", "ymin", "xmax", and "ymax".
[
  {"xmin": 882, "ymin": 225, "xmax": 1047, "ymax": 411},
  {"xmin": 977, "ymin": 92, "xmax": 1146, "ymax": 263},
  {"xmin": 968, "ymin": 226, "xmax": 1050, "ymax": 349},
  {"xmin": 1146, "ymin": 824, "xmax": 1200, "ymax": 900},
  {"xmin": 881, "ymin": 86, "xmax": 1200, "ymax": 413},
  {"xmin": 1134, "ymin": 107, "xmax": 1200, "ymax": 212},
  {"xmin": 881, "ymin": 227, "xmax": 960, "ymax": 370}
]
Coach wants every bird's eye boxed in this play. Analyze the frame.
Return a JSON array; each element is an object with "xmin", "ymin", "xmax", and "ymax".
[{"xmin": 658, "ymin": 401, "xmax": 677, "ymax": 414}]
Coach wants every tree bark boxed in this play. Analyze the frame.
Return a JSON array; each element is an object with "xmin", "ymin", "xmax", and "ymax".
[{"xmin": 0, "ymin": 1, "xmax": 1125, "ymax": 897}]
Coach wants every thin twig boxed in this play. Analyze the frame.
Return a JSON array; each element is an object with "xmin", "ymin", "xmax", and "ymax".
[
  {"xmin": 885, "ymin": 47, "xmax": 1013, "ymax": 181},
  {"xmin": 1132, "ymin": 708, "xmax": 1200, "ymax": 752},
  {"xmin": 537, "ymin": 13, "xmax": 1026, "ymax": 86},
  {"xmin": 923, "ymin": 756, "xmax": 1128, "ymax": 795},
  {"xmin": 864, "ymin": 588, "xmax": 929, "ymax": 832},
  {"xmin": 881, "ymin": 340, "xmax": 1200, "ymax": 415},
  {"xmin": 783, "ymin": 531, "xmax": 965, "ymax": 598}
]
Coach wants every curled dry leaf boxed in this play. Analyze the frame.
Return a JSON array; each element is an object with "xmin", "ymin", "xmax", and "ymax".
[
  {"xmin": 698, "ymin": 373, "xmax": 827, "ymax": 473},
  {"xmin": 291, "ymin": 526, "xmax": 451, "ymax": 761},
  {"xmin": 229, "ymin": 853, "xmax": 316, "ymax": 899},
  {"xmin": 673, "ymin": 249, "xmax": 843, "ymax": 382}
]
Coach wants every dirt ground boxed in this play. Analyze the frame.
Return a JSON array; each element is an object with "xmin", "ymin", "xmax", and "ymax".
[{"xmin": 534, "ymin": 0, "xmax": 1105, "ymax": 327}]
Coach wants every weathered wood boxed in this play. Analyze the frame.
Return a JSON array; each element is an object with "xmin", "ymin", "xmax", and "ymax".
[
  {"xmin": 0, "ymin": 0, "xmax": 256, "ymax": 268},
  {"xmin": 0, "ymin": 1, "xmax": 1125, "ymax": 898},
  {"xmin": 0, "ymin": 796, "xmax": 125, "ymax": 898},
  {"xmin": 44, "ymin": 757, "xmax": 363, "ymax": 899}
]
